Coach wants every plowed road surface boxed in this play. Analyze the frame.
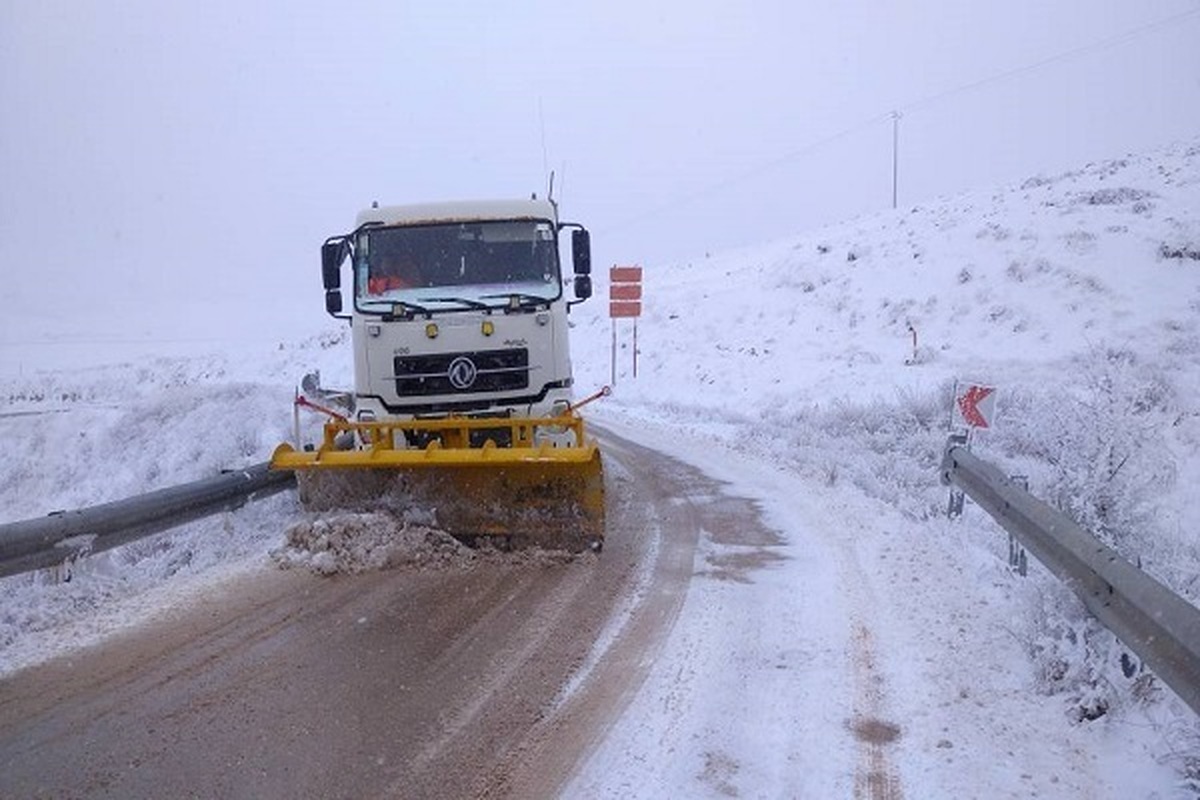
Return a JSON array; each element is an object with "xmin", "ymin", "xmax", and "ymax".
[{"xmin": 1, "ymin": 428, "xmax": 821, "ymax": 799}]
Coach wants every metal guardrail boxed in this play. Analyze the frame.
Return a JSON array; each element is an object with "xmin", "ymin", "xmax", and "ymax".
[
  {"xmin": 0, "ymin": 462, "xmax": 295, "ymax": 579},
  {"xmin": 941, "ymin": 443, "xmax": 1200, "ymax": 716}
]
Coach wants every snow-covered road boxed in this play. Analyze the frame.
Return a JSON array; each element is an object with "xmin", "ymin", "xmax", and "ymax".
[{"xmin": 567, "ymin": 413, "xmax": 1179, "ymax": 798}]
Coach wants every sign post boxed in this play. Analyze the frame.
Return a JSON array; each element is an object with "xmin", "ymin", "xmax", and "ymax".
[
  {"xmin": 609, "ymin": 265, "xmax": 643, "ymax": 384},
  {"xmin": 947, "ymin": 380, "xmax": 998, "ymax": 518}
]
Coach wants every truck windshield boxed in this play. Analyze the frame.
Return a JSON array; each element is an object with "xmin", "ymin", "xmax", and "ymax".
[{"xmin": 355, "ymin": 220, "xmax": 561, "ymax": 311}]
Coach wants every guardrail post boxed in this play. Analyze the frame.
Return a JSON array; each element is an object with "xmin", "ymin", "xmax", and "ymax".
[
  {"xmin": 944, "ymin": 432, "xmax": 968, "ymax": 518},
  {"xmin": 1007, "ymin": 475, "xmax": 1029, "ymax": 577}
]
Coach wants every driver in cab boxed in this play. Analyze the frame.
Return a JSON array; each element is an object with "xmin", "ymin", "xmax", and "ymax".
[{"xmin": 368, "ymin": 251, "xmax": 422, "ymax": 294}]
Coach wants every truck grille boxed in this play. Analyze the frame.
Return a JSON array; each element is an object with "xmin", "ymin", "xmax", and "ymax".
[{"xmin": 393, "ymin": 348, "xmax": 530, "ymax": 397}]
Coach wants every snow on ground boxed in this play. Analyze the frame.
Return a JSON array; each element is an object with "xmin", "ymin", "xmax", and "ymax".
[
  {"xmin": 2, "ymin": 137, "xmax": 1199, "ymax": 796},
  {"xmin": 567, "ymin": 411, "xmax": 1186, "ymax": 798}
]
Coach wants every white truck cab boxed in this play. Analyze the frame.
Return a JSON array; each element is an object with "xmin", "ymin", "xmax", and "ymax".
[{"xmin": 320, "ymin": 198, "xmax": 593, "ymax": 425}]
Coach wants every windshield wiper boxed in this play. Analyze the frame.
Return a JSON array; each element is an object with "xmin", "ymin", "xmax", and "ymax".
[
  {"xmin": 418, "ymin": 296, "xmax": 492, "ymax": 311},
  {"xmin": 479, "ymin": 292, "xmax": 551, "ymax": 310}
]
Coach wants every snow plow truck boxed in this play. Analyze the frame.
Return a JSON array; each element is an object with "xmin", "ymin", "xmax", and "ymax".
[{"xmin": 270, "ymin": 197, "xmax": 606, "ymax": 552}]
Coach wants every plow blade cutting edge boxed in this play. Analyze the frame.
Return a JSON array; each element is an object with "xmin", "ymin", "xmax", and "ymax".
[{"xmin": 270, "ymin": 415, "xmax": 605, "ymax": 552}]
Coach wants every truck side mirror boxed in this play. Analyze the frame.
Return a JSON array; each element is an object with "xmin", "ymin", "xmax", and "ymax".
[
  {"xmin": 574, "ymin": 275, "xmax": 592, "ymax": 301},
  {"xmin": 322, "ymin": 239, "xmax": 348, "ymax": 290},
  {"xmin": 325, "ymin": 289, "xmax": 343, "ymax": 315},
  {"xmin": 572, "ymin": 229, "xmax": 591, "ymax": 275}
]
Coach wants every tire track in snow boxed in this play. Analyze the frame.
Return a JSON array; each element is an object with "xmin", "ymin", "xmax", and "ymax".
[
  {"xmin": 849, "ymin": 621, "xmax": 904, "ymax": 800},
  {"xmin": 834, "ymin": 516, "xmax": 905, "ymax": 800}
]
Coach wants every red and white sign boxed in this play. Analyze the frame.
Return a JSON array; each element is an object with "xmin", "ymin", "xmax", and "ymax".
[
  {"xmin": 609, "ymin": 264, "xmax": 644, "ymax": 382},
  {"xmin": 610, "ymin": 266, "xmax": 642, "ymax": 283},
  {"xmin": 953, "ymin": 382, "xmax": 997, "ymax": 429},
  {"xmin": 609, "ymin": 301, "xmax": 642, "ymax": 318},
  {"xmin": 609, "ymin": 265, "xmax": 643, "ymax": 319}
]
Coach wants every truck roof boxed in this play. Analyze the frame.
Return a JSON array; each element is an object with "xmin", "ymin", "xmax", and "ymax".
[{"xmin": 355, "ymin": 198, "xmax": 557, "ymax": 228}]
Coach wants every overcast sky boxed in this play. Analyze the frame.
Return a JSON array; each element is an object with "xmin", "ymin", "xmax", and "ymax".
[{"xmin": 2, "ymin": 1, "xmax": 1199, "ymax": 352}]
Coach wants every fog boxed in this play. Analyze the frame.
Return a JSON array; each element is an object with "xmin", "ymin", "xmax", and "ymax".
[{"xmin": 2, "ymin": 1, "xmax": 1198, "ymax": 356}]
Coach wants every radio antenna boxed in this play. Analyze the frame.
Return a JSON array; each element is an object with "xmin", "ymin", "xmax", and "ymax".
[{"xmin": 538, "ymin": 97, "xmax": 550, "ymax": 190}]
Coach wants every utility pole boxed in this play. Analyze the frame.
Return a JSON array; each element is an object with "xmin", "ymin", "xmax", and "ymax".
[{"xmin": 891, "ymin": 110, "xmax": 901, "ymax": 210}]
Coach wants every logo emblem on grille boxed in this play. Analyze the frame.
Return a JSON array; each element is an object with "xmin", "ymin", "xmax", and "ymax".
[{"xmin": 447, "ymin": 356, "xmax": 478, "ymax": 390}]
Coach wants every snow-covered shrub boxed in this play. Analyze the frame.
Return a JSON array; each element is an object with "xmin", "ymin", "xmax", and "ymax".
[
  {"xmin": 1159, "ymin": 242, "xmax": 1200, "ymax": 261},
  {"xmin": 1070, "ymin": 187, "xmax": 1155, "ymax": 207},
  {"xmin": 987, "ymin": 347, "xmax": 1183, "ymax": 719},
  {"xmin": 994, "ymin": 346, "xmax": 1176, "ymax": 559},
  {"xmin": 1020, "ymin": 581, "xmax": 1151, "ymax": 723},
  {"xmin": 1161, "ymin": 721, "xmax": 1200, "ymax": 796},
  {"xmin": 774, "ymin": 382, "xmax": 952, "ymax": 519},
  {"xmin": 1061, "ymin": 229, "xmax": 1097, "ymax": 254}
]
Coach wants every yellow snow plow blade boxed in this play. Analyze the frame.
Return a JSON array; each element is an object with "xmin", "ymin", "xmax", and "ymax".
[{"xmin": 271, "ymin": 414, "xmax": 605, "ymax": 552}]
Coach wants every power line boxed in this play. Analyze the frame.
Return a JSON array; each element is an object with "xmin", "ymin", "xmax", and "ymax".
[
  {"xmin": 597, "ymin": 6, "xmax": 1200, "ymax": 237},
  {"xmin": 899, "ymin": 5, "xmax": 1200, "ymax": 115},
  {"xmin": 595, "ymin": 110, "xmax": 892, "ymax": 236}
]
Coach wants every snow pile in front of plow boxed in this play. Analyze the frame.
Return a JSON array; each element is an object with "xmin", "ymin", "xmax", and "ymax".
[
  {"xmin": 273, "ymin": 512, "xmax": 473, "ymax": 574},
  {"xmin": 271, "ymin": 507, "xmax": 588, "ymax": 576}
]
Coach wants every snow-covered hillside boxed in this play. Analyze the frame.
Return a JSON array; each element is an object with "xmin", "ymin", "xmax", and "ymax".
[
  {"xmin": 575, "ymin": 140, "xmax": 1200, "ymax": 402},
  {"xmin": 2, "ymin": 137, "xmax": 1199, "ymax": 795},
  {"xmin": 575, "ymin": 136, "xmax": 1200, "ymax": 608}
]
